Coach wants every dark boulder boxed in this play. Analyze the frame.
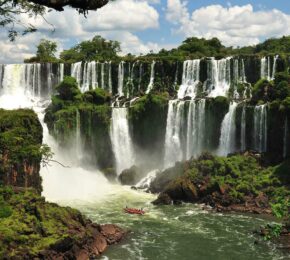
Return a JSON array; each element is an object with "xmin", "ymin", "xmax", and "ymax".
[{"xmin": 118, "ymin": 166, "xmax": 144, "ymax": 185}]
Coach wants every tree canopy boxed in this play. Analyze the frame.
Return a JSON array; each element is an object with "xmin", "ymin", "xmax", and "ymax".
[
  {"xmin": 60, "ymin": 35, "xmax": 121, "ymax": 62},
  {"xmin": 25, "ymin": 39, "xmax": 58, "ymax": 62}
]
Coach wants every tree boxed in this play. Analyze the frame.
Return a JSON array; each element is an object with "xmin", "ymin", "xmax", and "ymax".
[
  {"xmin": 60, "ymin": 35, "xmax": 121, "ymax": 62},
  {"xmin": 0, "ymin": 0, "xmax": 110, "ymax": 41},
  {"xmin": 24, "ymin": 39, "xmax": 58, "ymax": 62}
]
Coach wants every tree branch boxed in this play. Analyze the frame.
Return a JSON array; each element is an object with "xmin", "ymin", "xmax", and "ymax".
[{"xmin": 26, "ymin": 0, "xmax": 109, "ymax": 11}]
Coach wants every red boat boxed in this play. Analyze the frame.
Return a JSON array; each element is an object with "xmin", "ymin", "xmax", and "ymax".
[{"xmin": 124, "ymin": 207, "xmax": 145, "ymax": 215}]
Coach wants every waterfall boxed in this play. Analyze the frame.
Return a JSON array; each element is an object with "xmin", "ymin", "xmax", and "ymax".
[
  {"xmin": 164, "ymin": 99, "xmax": 207, "ymax": 168},
  {"xmin": 138, "ymin": 62, "xmax": 143, "ymax": 92},
  {"xmin": 110, "ymin": 108, "xmax": 135, "ymax": 175},
  {"xmin": 108, "ymin": 61, "xmax": 112, "ymax": 94},
  {"xmin": 253, "ymin": 104, "xmax": 268, "ymax": 152},
  {"xmin": 272, "ymin": 55, "xmax": 279, "ymax": 80},
  {"xmin": 118, "ymin": 61, "xmax": 125, "ymax": 97},
  {"xmin": 178, "ymin": 60, "xmax": 200, "ymax": 99},
  {"xmin": 260, "ymin": 57, "xmax": 273, "ymax": 81},
  {"xmin": 240, "ymin": 105, "xmax": 246, "ymax": 151},
  {"xmin": 101, "ymin": 63, "xmax": 105, "ymax": 89},
  {"xmin": 46, "ymin": 63, "xmax": 52, "ymax": 95},
  {"xmin": 283, "ymin": 117, "xmax": 288, "ymax": 158},
  {"xmin": 206, "ymin": 57, "xmax": 232, "ymax": 97},
  {"xmin": 71, "ymin": 62, "xmax": 82, "ymax": 87},
  {"xmin": 0, "ymin": 64, "xmax": 45, "ymax": 105},
  {"xmin": 218, "ymin": 102, "xmax": 238, "ymax": 156},
  {"xmin": 146, "ymin": 61, "xmax": 156, "ymax": 94},
  {"xmin": 186, "ymin": 99, "xmax": 206, "ymax": 159},
  {"xmin": 59, "ymin": 63, "xmax": 64, "ymax": 82},
  {"xmin": 164, "ymin": 100, "xmax": 185, "ymax": 168}
]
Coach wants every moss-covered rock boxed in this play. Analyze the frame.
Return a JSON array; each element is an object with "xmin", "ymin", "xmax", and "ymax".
[
  {"xmin": 0, "ymin": 187, "xmax": 125, "ymax": 259},
  {"xmin": 151, "ymin": 153, "xmax": 290, "ymax": 214},
  {"xmin": 129, "ymin": 93, "xmax": 169, "ymax": 170},
  {"xmin": 0, "ymin": 109, "xmax": 43, "ymax": 193},
  {"xmin": 44, "ymin": 78, "xmax": 114, "ymax": 169}
]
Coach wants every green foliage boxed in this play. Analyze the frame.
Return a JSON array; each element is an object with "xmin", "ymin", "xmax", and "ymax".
[
  {"xmin": 60, "ymin": 35, "xmax": 121, "ymax": 62},
  {"xmin": 272, "ymin": 81, "xmax": 290, "ymax": 101},
  {"xmin": 271, "ymin": 197, "xmax": 290, "ymax": 219},
  {"xmin": 184, "ymin": 154, "xmax": 289, "ymax": 203},
  {"xmin": 82, "ymin": 88, "xmax": 111, "ymax": 105},
  {"xmin": 0, "ymin": 187, "xmax": 93, "ymax": 258},
  {"xmin": 55, "ymin": 76, "xmax": 81, "ymax": 101},
  {"xmin": 25, "ymin": 39, "xmax": 58, "ymax": 62},
  {"xmin": 252, "ymin": 79, "xmax": 273, "ymax": 103}
]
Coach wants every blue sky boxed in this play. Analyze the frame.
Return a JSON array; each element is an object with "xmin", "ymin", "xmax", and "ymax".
[{"xmin": 1, "ymin": 0, "xmax": 290, "ymax": 63}]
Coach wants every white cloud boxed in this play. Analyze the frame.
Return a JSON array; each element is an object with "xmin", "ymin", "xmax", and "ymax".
[
  {"xmin": 1, "ymin": 0, "xmax": 160, "ymax": 63},
  {"xmin": 166, "ymin": 1, "xmax": 290, "ymax": 46}
]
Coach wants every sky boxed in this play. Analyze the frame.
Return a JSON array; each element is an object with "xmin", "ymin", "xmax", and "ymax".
[{"xmin": 1, "ymin": 0, "xmax": 290, "ymax": 63}]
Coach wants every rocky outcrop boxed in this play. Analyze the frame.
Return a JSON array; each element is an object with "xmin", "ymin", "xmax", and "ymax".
[
  {"xmin": 0, "ymin": 188, "xmax": 126, "ymax": 259},
  {"xmin": 39, "ymin": 224, "xmax": 125, "ymax": 259},
  {"xmin": 0, "ymin": 109, "xmax": 43, "ymax": 193},
  {"xmin": 151, "ymin": 154, "xmax": 289, "ymax": 216},
  {"xmin": 119, "ymin": 165, "xmax": 144, "ymax": 185}
]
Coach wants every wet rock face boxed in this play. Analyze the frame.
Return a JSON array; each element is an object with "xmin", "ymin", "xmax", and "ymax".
[
  {"xmin": 119, "ymin": 165, "xmax": 144, "ymax": 185},
  {"xmin": 0, "ymin": 109, "xmax": 43, "ymax": 193},
  {"xmin": 39, "ymin": 224, "xmax": 126, "ymax": 259}
]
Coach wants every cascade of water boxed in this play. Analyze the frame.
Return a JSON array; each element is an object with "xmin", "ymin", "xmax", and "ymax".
[
  {"xmin": 178, "ymin": 60, "xmax": 200, "ymax": 99},
  {"xmin": 110, "ymin": 108, "xmax": 135, "ymax": 174},
  {"xmin": 283, "ymin": 117, "xmax": 288, "ymax": 158},
  {"xmin": 118, "ymin": 61, "xmax": 125, "ymax": 97},
  {"xmin": 108, "ymin": 61, "xmax": 112, "ymax": 94},
  {"xmin": 71, "ymin": 62, "xmax": 82, "ymax": 87},
  {"xmin": 253, "ymin": 104, "xmax": 268, "ymax": 152},
  {"xmin": 164, "ymin": 100, "xmax": 185, "ymax": 168},
  {"xmin": 207, "ymin": 57, "xmax": 232, "ymax": 97},
  {"xmin": 218, "ymin": 102, "xmax": 238, "ymax": 156},
  {"xmin": 261, "ymin": 57, "xmax": 272, "ymax": 81},
  {"xmin": 138, "ymin": 62, "xmax": 143, "ymax": 92},
  {"xmin": 185, "ymin": 99, "xmax": 206, "ymax": 159},
  {"xmin": 241, "ymin": 105, "xmax": 246, "ymax": 151},
  {"xmin": 46, "ymin": 63, "xmax": 52, "ymax": 95},
  {"xmin": 59, "ymin": 63, "xmax": 64, "ymax": 82},
  {"xmin": 272, "ymin": 55, "xmax": 279, "ymax": 80},
  {"xmin": 101, "ymin": 63, "xmax": 105, "ymax": 89},
  {"xmin": 128, "ymin": 62, "xmax": 137, "ymax": 97},
  {"xmin": 146, "ymin": 61, "xmax": 156, "ymax": 94}
]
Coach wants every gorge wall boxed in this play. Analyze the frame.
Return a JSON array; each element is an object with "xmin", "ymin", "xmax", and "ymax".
[{"xmin": 0, "ymin": 55, "xmax": 289, "ymax": 176}]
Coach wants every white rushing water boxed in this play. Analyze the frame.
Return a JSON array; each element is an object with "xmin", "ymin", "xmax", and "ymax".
[
  {"xmin": 0, "ymin": 64, "xmax": 115, "ymax": 203},
  {"xmin": 218, "ymin": 102, "xmax": 238, "ymax": 156},
  {"xmin": 240, "ymin": 105, "xmax": 246, "ymax": 152},
  {"xmin": 206, "ymin": 57, "xmax": 232, "ymax": 97},
  {"xmin": 110, "ymin": 108, "xmax": 135, "ymax": 175},
  {"xmin": 146, "ymin": 61, "xmax": 156, "ymax": 94},
  {"xmin": 178, "ymin": 60, "xmax": 200, "ymax": 100},
  {"xmin": 164, "ymin": 99, "xmax": 206, "ymax": 168},
  {"xmin": 260, "ymin": 56, "xmax": 278, "ymax": 81},
  {"xmin": 164, "ymin": 100, "xmax": 185, "ymax": 168},
  {"xmin": 186, "ymin": 99, "xmax": 206, "ymax": 159},
  {"xmin": 253, "ymin": 104, "xmax": 268, "ymax": 152},
  {"xmin": 118, "ymin": 61, "xmax": 125, "ymax": 97}
]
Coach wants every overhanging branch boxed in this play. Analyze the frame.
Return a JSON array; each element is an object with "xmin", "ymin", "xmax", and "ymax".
[{"xmin": 26, "ymin": 0, "xmax": 109, "ymax": 11}]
